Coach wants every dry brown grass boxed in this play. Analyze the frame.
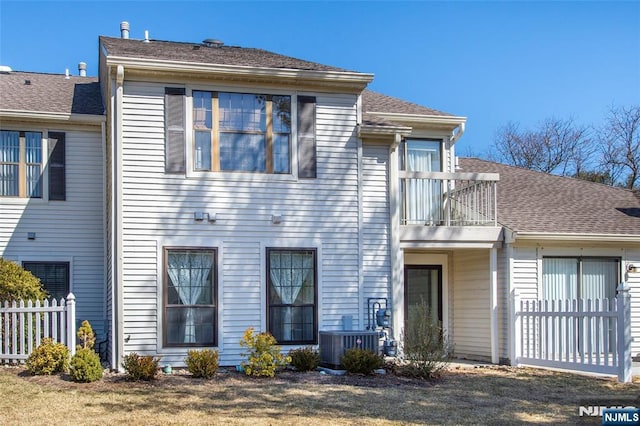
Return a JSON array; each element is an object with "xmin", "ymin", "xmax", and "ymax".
[{"xmin": 0, "ymin": 365, "xmax": 638, "ymax": 425}]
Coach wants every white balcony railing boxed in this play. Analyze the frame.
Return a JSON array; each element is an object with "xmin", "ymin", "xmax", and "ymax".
[{"xmin": 400, "ymin": 171, "xmax": 499, "ymax": 226}]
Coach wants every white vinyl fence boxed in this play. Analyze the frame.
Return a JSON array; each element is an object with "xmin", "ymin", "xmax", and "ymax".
[
  {"xmin": 0, "ymin": 293, "xmax": 76, "ymax": 363},
  {"xmin": 513, "ymin": 283, "xmax": 632, "ymax": 382}
]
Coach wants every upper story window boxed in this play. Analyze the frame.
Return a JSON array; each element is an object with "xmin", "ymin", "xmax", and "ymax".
[
  {"xmin": 0, "ymin": 130, "xmax": 65, "ymax": 200},
  {"xmin": 399, "ymin": 139, "xmax": 442, "ymax": 173},
  {"xmin": 0, "ymin": 131, "xmax": 42, "ymax": 198},
  {"xmin": 192, "ymin": 91, "xmax": 291, "ymax": 174}
]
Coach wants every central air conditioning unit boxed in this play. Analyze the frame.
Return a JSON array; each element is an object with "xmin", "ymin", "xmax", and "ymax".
[{"xmin": 319, "ymin": 330, "xmax": 380, "ymax": 369}]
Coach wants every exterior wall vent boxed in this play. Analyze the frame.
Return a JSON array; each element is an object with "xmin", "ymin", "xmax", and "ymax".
[
  {"xmin": 203, "ymin": 39, "xmax": 224, "ymax": 48},
  {"xmin": 319, "ymin": 330, "xmax": 380, "ymax": 368}
]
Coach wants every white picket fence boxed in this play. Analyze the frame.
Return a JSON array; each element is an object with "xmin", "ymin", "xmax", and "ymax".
[
  {"xmin": 514, "ymin": 283, "xmax": 632, "ymax": 382},
  {"xmin": 0, "ymin": 293, "xmax": 76, "ymax": 363}
]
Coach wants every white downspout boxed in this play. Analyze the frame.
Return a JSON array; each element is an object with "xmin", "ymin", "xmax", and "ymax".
[{"xmin": 114, "ymin": 64, "xmax": 125, "ymax": 371}]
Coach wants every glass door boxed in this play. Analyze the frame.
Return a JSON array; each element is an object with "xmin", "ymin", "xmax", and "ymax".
[{"xmin": 405, "ymin": 265, "xmax": 443, "ymax": 329}]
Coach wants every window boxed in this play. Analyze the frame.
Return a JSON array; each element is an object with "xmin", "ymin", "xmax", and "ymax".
[
  {"xmin": 164, "ymin": 248, "xmax": 217, "ymax": 347},
  {"xmin": 192, "ymin": 92, "xmax": 291, "ymax": 173},
  {"xmin": 542, "ymin": 257, "xmax": 620, "ymax": 301},
  {"xmin": 399, "ymin": 139, "xmax": 443, "ymax": 225},
  {"xmin": 0, "ymin": 131, "xmax": 42, "ymax": 198},
  {"xmin": 267, "ymin": 249, "xmax": 317, "ymax": 344},
  {"xmin": 22, "ymin": 262, "xmax": 69, "ymax": 301}
]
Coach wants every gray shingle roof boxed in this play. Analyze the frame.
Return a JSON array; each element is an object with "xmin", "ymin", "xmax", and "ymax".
[
  {"xmin": 362, "ymin": 89, "xmax": 453, "ymax": 117},
  {"xmin": 0, "ymin": 71, "xmax": 103, "ymax": 116},
  {"xmin": 460, "ymin": 158, "xmax": 640, "ymax": 236},
  {"xmin": 100, "ymin": 36, "xmax": 353, "ymax": 72}
]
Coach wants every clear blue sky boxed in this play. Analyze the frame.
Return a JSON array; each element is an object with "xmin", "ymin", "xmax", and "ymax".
[{"xmin": 1, "ymin": 1, "xmax": 638, "ymax": 155}]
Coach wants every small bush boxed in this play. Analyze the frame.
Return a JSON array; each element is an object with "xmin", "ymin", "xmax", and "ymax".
[
  {"xmin": 398, "ymin": 297, "xmax": 453, "ymax": 379},
  {"xmin": 0, "ymin": 258, "xmax": 48, "ymax": 302},
  {"xmin": 341, "ymin": 348, "xmax": 384, "ymax": 375},
  {"xmin": 25, "ymin": 338, "xmax": 69, "ymax": 375},
  {"xmin": 239, "ymin": 327, "xmax": 290, "ymax": 378},
  {"xmin": 185, "ymin": 349, "xmax": 219, "ymax": 379},
  {"xmin": 122, "ymin": 353, "xmax": 160, "ymax": 381},
  {"xmin": 289, "ymin": 347, "xmax": 320, "ymax": 372},
  {"xmin": 70, "ymin": 348, "xmax": 103, "ymax": 383},
  {"xmin": 76, "ymin": 320, "xmax": 96, "ymax": 350}
]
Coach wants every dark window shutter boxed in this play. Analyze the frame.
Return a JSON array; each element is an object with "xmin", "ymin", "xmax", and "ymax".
[
  {"xmin": 297, "ymin": 96, "xmax": 316, "ymax": 178},
  {"xmin": 48, "ymin": 132, "xmax": 66, "ymax": 201},
  {"xmin": 165, "ymin": 88, "xmax": 186, "ymax": 173}
]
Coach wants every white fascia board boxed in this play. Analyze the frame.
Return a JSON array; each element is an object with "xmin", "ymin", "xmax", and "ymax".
[
  {"xmin": 366, "ymin": 111, "xmax": 467, "ymax": 128},
  {"xmin": 512, "ymin": 231, "xmax": 640, "ymax": 244},
  {"xmin": 106, "ymin": 56, "xmax": 374, "ymax": 87},
  {"xmin": 358, "ymin": 123, "xmax": 412, "ymax": 137},
  {"xmin": 0, "ymin": 109, "xmax": 105, "ymax": 124}
]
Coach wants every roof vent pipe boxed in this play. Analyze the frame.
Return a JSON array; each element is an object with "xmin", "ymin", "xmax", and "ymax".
[
  {"xmin": 120, "ymin": 21, "xmax": 130, "ymax": 39},
  {"xmin": 143, "ymin": 30, "xmax": 150, "ymax": 43},
  {"xmin": 78, "ymin": 62, "xmax": 87, "ymax": 77},
  {"xmin": 65, "ymin": 69, "xmax": 70, "ymax": 79}
]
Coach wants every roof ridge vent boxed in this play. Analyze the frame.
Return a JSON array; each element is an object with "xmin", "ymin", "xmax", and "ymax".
[{"xmin": 202, "ymin": 39, "xmax": 224, "ymax": 48}]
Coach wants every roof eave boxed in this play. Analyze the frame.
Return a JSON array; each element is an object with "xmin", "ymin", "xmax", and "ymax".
[
  {"xmin": 358, "ymin": 123, "xmax": 413, "ymax": 138},
  {"xmin": 0, "ymin": 109, "xmax": 105, "ymax": 124},
  {"xmin": 510, "ymin": 231, "xmax": 640, "ymax": 244},
  {"xmin": 367, "ymin": 111, "xmax": 466, "ymax": 129},
  {"xmin": 105, "ymin": 56, "xmax": 374, "ymax": 90}
]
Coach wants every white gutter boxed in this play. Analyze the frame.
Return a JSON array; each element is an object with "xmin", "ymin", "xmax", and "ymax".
[
  {"xmin": 0, "ymin": 109, "xmax": 105, "ymax": 123},
  {"xmin": 365, "ymin": 111, "xmax": 467, "ymax": 127},
  {"xmin": 510, "ymin": 231, "xmax": 640, "ymax": 244},
  {"xmin": 450, "ymin": 122, "xmax": 465, "ymax": 144}
]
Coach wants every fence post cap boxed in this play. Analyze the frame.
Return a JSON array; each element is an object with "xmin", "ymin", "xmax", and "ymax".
[
  {"xmin": 616, "ymin": 282, "xmax": 630, "ymax": 293},
  {"xmin": 66, "ymin": 292, "xmax": 76, "ymax": 301}
]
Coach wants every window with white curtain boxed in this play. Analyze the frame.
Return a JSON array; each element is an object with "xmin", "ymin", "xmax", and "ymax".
[
  {"xmin": 267, "ymin": 249, "xmax": 316, "ymax": 344},
  {"xmin": 400, "ymin": 139, "xmax": 442, "ymax": 225},
  {"xmin": 542, "ymin": 257, "xmax": 619, "ymax": 301},
  {"xmin": 164, "ymin": 248, "xmax": 216, "ymax": 347}
]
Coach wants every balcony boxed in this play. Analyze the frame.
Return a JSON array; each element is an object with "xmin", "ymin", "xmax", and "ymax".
[{"xmin": 400, "ymin": 171, "xmax": 500, "ymax": 227}]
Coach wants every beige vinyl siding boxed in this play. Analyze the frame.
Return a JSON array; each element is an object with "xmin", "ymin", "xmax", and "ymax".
[
  {"xmin": 118, "ymin": 82, "xmax": 361, "ymax": 365},
  {"xmin": 512, "ymin": 247, "xmax": 539, "ymax": 299},
  {"xmin": 0, "ymin": 130, "xmax": 105, "ymax": 336},
  {"xmin": 452, "ymin": 249, "xmax": 491, "ymax": 360},
  {"xmin": 627, "ymin": 248, "xmax": 640, "ymax": 357},
  {"xmin": 361, "ymin": 143, "xmax": 391, "ymax": 328}
]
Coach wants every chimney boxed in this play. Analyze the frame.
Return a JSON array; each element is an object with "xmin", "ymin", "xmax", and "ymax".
[
  {"xmin": 78, "ymin": 62, "xmax": 87, "ymax": 77},
  {"xmin": 120, "ymin": 21, "xmax": 130, "ymax": 39}
]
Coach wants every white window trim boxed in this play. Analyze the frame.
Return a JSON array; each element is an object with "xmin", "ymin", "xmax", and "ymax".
[
  {"xmin": 16, "ymin": 255, "xmax": 74, "ymax": 299},
  {"xmin": 0, "ymin": 129, "xmax": 52, "ymax": 203},
  {"xmin": 537, "ymin": 247, "xmax": 626, "ymax": 299},
  {"xmin": 184, "ymin": 86, "xmax": 301, "ymax": 182}
]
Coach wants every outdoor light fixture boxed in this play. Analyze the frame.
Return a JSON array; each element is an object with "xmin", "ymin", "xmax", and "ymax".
[
  {"xmin": 271, "ymin": 214, "xmax": 282, "ymax": 224},
  {"xmin": 194, "ymin": 211, "xmax": 216, "ymax": 222}
]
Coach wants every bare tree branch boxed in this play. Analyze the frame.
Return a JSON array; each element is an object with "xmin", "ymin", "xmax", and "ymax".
[{"xmin": 599, "ymin": 105, "xmax": 640, "ymax": 190}]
